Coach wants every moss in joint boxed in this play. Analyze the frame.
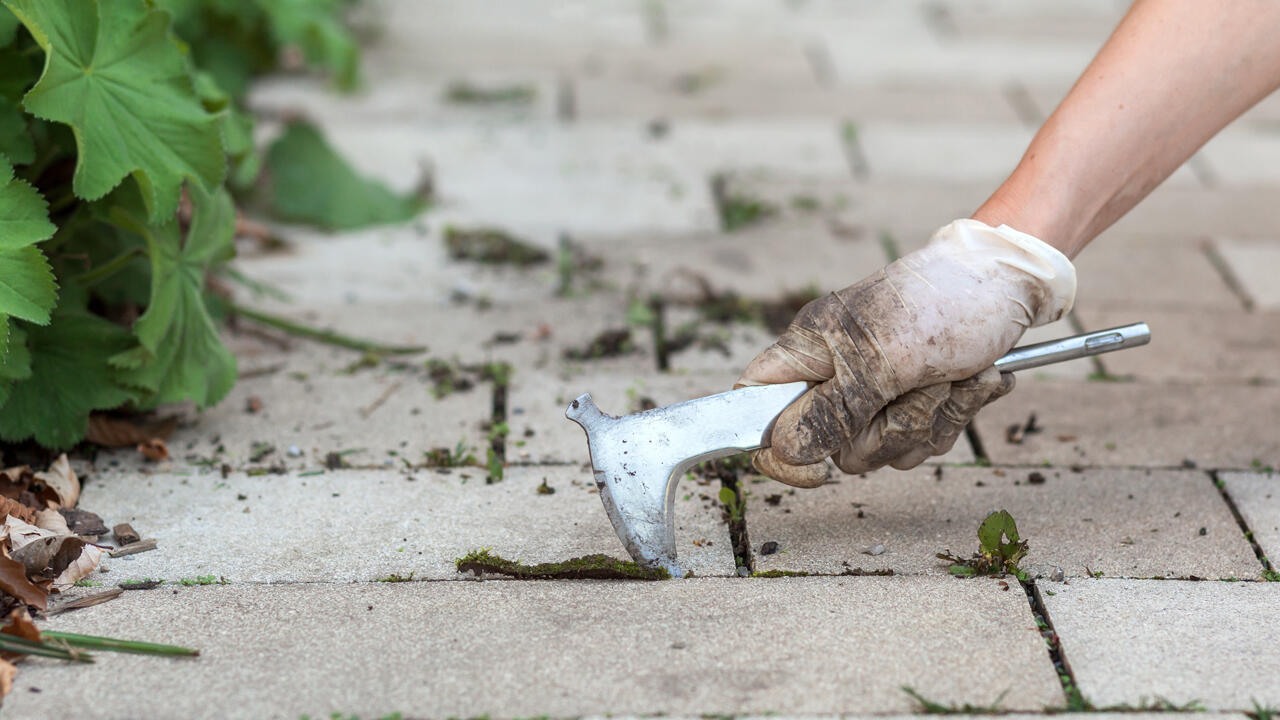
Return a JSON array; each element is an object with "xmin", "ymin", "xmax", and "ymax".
[
  {"xmin": 455, "ymin": 549, "xmax": 670, "ymax": 581},
  {"xmin": 751, "ymin": 569, "xmax": 810, "ymax": 578}
]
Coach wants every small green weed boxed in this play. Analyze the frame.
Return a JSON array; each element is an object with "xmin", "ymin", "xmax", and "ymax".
[
  {"xmin": 937, "ymin": 510, "xmax": 1029, "ymax": 580},
  {"xmin": 177, "ymin": 575, "xmax": 225, "ymax": 586},
  {"xmin": 720, "ymin": 194, "xmax": 776, "ymax": 232},
  {"xmin": 376, "ymin": 572, "xmax": 415, "ymax": 583},
  {"xmin": 444, "ymin": 81, "xmax": 536, "ymax": 104},
  {"xmin": 902, "ymin": 686, "xmax": 1007, "ymax": 714},
  {"xmin": 719, "ymin": 486, "xmax": 744, "ymax": 523},
  {"xmin": 1247, "ymin": 701, "xmax": 1277, "ymax": 720}
]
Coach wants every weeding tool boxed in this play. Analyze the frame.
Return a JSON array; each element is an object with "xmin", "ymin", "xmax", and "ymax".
[{"xmin": 566, "ymin": 322, "xmax": 1150, "ymax": 576}]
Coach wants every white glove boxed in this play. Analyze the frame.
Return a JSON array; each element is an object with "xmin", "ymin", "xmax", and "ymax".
[{"xmin": 737, "ymin": 218, "xmax": 1076, "ymax": 486}]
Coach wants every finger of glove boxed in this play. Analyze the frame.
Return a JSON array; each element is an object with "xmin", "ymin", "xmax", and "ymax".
[
  {"xmin": 750, "ymin": 448, "xmax": 830, "ymax": 488},
  {"xmin": 769, "ymin": 370, "xmax": 898, "ymax": 465},
  {"xmin": 734, "ymin": 324, "xmax": 832, "ymax": 389},
  {"xmin": 832, "ymin": 383, "xmax": 952, "ymax": 474},
  {"xmin": 887, "ymin": 368, "xmax": 1014, "ymax": 470}
]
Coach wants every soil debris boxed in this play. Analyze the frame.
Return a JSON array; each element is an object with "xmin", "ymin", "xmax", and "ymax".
[
  {"xmin": 760, "ymin": 541, "xmax": 779, "ymax": 555},
  {"xmin": 680, "ymin": 272, "xmax": 822, "ymax": 334},
  {"xmin": 84, "ymin": 413, "xmax": 178, "ymax": 448},
  {"xmin": 563, "ymin": 329, "xmax": 635, "ymax": 360},
  {"xmin": 118, "ymin": 579, "xmax": 162, "ymax": 591},
  {"xmin": 444, "ymin": 226, "xmax": 549, "ymax": 267},
  {"xmin": 1027, "ymin": 471, "xmax": 1046, "ymax": 485},
  {"xmin": 1005, "ymin": 413, "xmax": 1041, "ymax": 445},
  {"xmin": 536, "ymin": 479, "xmax": 555, "ymax": 495},
  {"xmin": 136, "ymin": 438, "xmax": 170, "ymax": 462},
  {"xmin": 455, "ymin": 549, "xmax": 669, "ymax": 581}
]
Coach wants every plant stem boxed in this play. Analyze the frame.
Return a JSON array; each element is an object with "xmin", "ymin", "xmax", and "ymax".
[
  {"xmin": 228, "ymin": 302, "xmax": 427, "ymax": 355},
  {"xmin": 72, "ymin": 246, "xmax": 145, "ymax": 286},
  {"xmin": 0, "ymin": 634, "xmax": 95, "ymax": 663},
  {"xmin": 42, "ymin": 631, "xmax": 199, "ymax": 657}
]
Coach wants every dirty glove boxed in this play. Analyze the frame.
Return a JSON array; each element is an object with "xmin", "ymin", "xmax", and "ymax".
[{"xmin": 737, "ymin": 218, "xmax": 1076, "ymax": 487}]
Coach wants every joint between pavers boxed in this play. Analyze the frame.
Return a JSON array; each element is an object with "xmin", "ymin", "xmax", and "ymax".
[
  {"xmin": 1208, "ymin": 469, "xmax": 1277, "ymax": 578},
  {"xmin": 1203, "ymin": 241, "xmax": 1257, "ymax": 312},
  {"xmin": 840, "ymin": 119, "xmax": 871, "ymax": 181},
  {"xmin": 1025, "ymin": 579, "xmax": 1090, "ymax": 711},
  {"xmin": 1002, "ymin": 81, "xmax": 1046, "ymax": 127}
]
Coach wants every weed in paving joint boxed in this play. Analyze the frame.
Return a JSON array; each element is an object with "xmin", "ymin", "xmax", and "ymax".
[
  {"xmin": 455, "ymin": 549, "xmax": 669, "ymax": 581},
  {"xmin": 902, "ymin": 686, "xmax": 1008, "ymax": 714},
  {"xmin": 937, "ymin": 510, "xmax": 1029, "ymax": 581}
]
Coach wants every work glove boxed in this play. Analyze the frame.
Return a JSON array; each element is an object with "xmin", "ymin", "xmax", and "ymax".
[{"xmin": 736, "ymin": 218, "xmax": 1076, "ymax": 487}]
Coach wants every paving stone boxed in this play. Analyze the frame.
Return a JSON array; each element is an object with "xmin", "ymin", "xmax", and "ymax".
[
  {"xmin": 507, "ymin": 369, "xmax": 741, "ymax": 464},
  {"xmin": 1211, "ymin": 238, "xmax": 1280, "ymax": 310},
  {"xmin": 857, "ymin": 122, "xmax": 1034, "ymax": 183},
  {"xmin": 941, "ymin": 0, "xmax": 1122, "ymax": 43},
  {"xmin": 95, "ymin": 353, "xmax": 493, "ymax": 473},
  {"xmin": 747, "ymin": 466, "xmax": 1260, "ymax": 580},
  {"xmin": 662, "ymin": 308, "xmax": 778, "ymax": 374},
  {"xmin": 302, "ymin": 121, "xmax": 719, "ymax": 240},
  {"xmin": 973, "ymin": 378, "xmax": 1280, "ymax": 470},
  {"xmin": 594, "ymin": 217, "xmax": 890, "ymax": 305},
  {"xmin": 666, "ymin": 119, "xmax": 851, "ymax": 179},
  {"xmin": 1073, "ymin": 306, "xmax": 1280, "ymax": 383},
  {"xmin": 77, "ymin": 465, "xmax": 733, "ymax": 582},
  {"xmin": 1042, "ymin": 578, "xmax": 1280, "ymax": 709},
  {"xmin": 10, "ymin": 576, "xmax": 1063, "ymax": 718},
  {"xmin": 1107, "ymin": 184, "xmax": 1280, "ymax": 241},
  {"xmin": 1220, "ymin": 470, "xmax": 1280, "ymax": 563},
  {"xmin": 1072, "ymin": 241, "xmax": 1242, "ymax": 311},
  {"xmin": 1199, "ymin": 128, "xmax": 1280, "ymax": 186}
]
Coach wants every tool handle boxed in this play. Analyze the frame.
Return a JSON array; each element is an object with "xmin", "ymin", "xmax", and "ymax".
[{"xmin": 994, "ymin": 322, "xmax": 1150, "ymax": 373}]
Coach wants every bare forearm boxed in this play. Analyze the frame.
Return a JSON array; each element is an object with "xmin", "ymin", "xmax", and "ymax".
[{"xmin": 973, "ymin": 0, "xmax": 1280, "ymax": 258}]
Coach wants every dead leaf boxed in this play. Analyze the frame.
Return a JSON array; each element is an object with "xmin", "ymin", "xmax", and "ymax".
[
  {"xmin": 1, "ymin": 608, "xmax": 40, "ymax": 646},
  {"xmin": 0, "ymin": 552, "xmax": 46, "ymax": 612},
  {"xmin": 59, "ymin": 509, "xmax": 108, "ymax": 538},
  {"xmin": 85, "ymin": 413, "xmax": 178, "ymax": 448},
  {"xmin": 32, "ymin": 454, "xmax": 78, "ymax": 508},
  {"xmin": 245, "ymin": 395, "xmax": 263, "ymax": 414},
  {"xmin": 49, "ymin": 588, "xmax": 122, "ymax": 615},
  {"xmin": 34, "ymin": 509, "xmax": 69, "ymax": 535},
  {"xmin": 136, "ymin": 439, "xmax": 169, "ymax": 462},
  {"xmin": 0, "ymin": 499, "xmax": 35, "ymax": 525},
  {"xmin": 0, "ymin": 657, "xmax": 14, "ymax": 701},
  {"xmin": 5, "ymin": 517, "xmax": 103, "ymax": 591},
  {"xmin": 112, "ymin": 523, "xmax": 140, "ymax": 546}
]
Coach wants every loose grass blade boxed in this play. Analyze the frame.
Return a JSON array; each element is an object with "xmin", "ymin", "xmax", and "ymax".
[
  {"xmin": 42, "ymin": 631, "xmax": 199, "ymax": 657},
  {"xmin": 0, "ymin": 634, "xmax": 95, "ymax": 663}
]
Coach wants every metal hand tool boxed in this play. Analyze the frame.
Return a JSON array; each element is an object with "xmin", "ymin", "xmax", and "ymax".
[{"xmin": 566, "ymin": 322, "xmax": 1150, "ymax": 577}]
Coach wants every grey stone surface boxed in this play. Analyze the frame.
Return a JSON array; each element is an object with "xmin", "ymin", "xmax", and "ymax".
[
  {"xmin": 973, "ymin": 378, "xmax": 1280, "ymax": 469},
  {"xmin": 1072, "ymin": 241, "xmax": 1243, "ymax": 311},
  {"xmin": 857, "ymin": 122, "xmax": 1035, "ymax": 183},
  {"xmin": 1199, "ymin": 128, "xmax": 1280, "ymax": 186},
  {"xmin": 1042, "ymin": 578, "xmax": 1280, "ymax": 709},
  {"xmin": 1074, "ymin": 306, "xmax": 1280, "ymax": 383},
  {"xmin": 10, "ymin": 576, "xmax": 1063, "ymax": 719},
  {"xmin": 79, "ymin": 465, "xmax": 734, "ymax": 582},
  {"xmin": 1211, "ymin": 238, "xmax": 1280, "ymax": 310},
  {"xmin": 747, "ymin": 466, "xmax": 1260, "ymax": 580},
  {"xmin": 1220, "ymin": 470, "xmax": 1280, "ymax": 563}
]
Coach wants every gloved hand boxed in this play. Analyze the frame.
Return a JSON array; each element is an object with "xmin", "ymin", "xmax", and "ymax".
[{"xmin": 736, "ymin": 218, "xmax": 1076, "ymax": 487}]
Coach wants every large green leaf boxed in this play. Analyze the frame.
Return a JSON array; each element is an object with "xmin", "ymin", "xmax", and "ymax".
[
  {"xmin": 5, "ymin": 0, "xmax": 226, "ymax": 221},
  {"xmin": 0, "ymin": 323, "xmax": 30, "ymax": 406},
  {"xmin": 0, "ymin": 5, "xmax": 16, "ymax": 47},
  {"xmin": 266, "ymin": 121, "xmax": 424, "ymax": 230},
  {"xmin": 0, "ymin": 298, "xmax": 134, "ymax": 448},
  {"xmin": 107, "ymin": 183, "xmax": 236, "ymax": 408},
  {"xmin": 0, "ymin": 156, "xmax": 57, "ymax": 354},
  {"xmin": 261, "ymin": 0, "xmax": 358, "ymax": 90},
  {"xmin": 0, "ymin": 96, "xmax": 32, "ymax": 165}
]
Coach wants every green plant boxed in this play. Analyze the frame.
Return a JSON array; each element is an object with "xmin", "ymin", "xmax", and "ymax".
[
  {"xmin": 719, "ymin": 485, "xmax": 744, "ymax": 522},
  {"xmin": 1247, "ymin": 701, "xmax": 1277, "ymax": 720},
  {"xmin": 902, "ymin": 686, "xmax": 1008, "ymax": 714},
  {"xmin": 177, "ymin": 575, "xmax": 224, "ymax": 586},
  {"xmin": 0, "ymin": 0, "xmax": 423, "ymax": 449},
  {"xmin": 937, "ymin": 510, "xmax": 1029, "ymax": 580}
]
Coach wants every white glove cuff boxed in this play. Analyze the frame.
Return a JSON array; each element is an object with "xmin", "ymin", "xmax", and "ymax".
[{"xmin": 932, "ymin": 218, "xmax": 1077, "ymax": 326}]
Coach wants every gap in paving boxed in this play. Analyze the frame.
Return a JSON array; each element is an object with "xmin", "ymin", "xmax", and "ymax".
[
  {"xmin": 487, "ymin": 365, "xmax": 510, "ymax": 483},
  {"xmin": 720, "ymin": 466, "xmax": 753, "ymax": 575},
  {"xmin": 1202, "ymin": 241, "xmax": 1257, "ymax": 312},
  {"xmin": 839, "ymin": 120, "xmax": 871, "ymax": 180},
  {"xmin": 642, "ymin": 0, "xmax": 667, "ymax": 44},
  {"xmin": 1065, "ymin": 310, "xmax": 1110, "ymax": 377},
  {"xmin": 1209, "ymin": 469, "xmax": 1277, "ymax": 578},
  {"xmin": 921, "ymin": 0, "xmax": 959, "ymax": 39},
  {"xmin": 650, "ymin": 295, "xmax": 671, "ymax": 371},
  {"xmin": 804, "ymin": 39, "xmax": 835, "ymax": 87},
  {"xmin": 1026, "ymin": 580, "xmax": 1087, "ymax": 710},
  {"xmin": 555, "ymin": 74, "xmax": 576, "ymax": 123},
  {"xmin": 1003, "ymin": 81, "xmax": 1046, "ymax": 127},
  {"xmin": 1186, "ymin": 154, "xmax": 1220, "ymax": 189}
]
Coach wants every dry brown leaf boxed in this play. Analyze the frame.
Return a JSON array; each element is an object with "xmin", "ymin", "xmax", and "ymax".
[
  {"xmin": 0, "ymin": 551, "xmax": 45, "ymax": 612},
  {"xmin": 34, "ymin": 508, "xmax": 69, "ymax": 535},
  {"xmin": 32, "ymin": 454, "xmax": 78, "ymax": 509},
  {"xmin": 1, "ymin": 607, "xmax": 40, "ymax": 646},
  {"xmin": 85, "ymin": 413, "xmax": 179, "ymax": 448},
  {"xmin": 0, "ymin": 499, "xmax": 35, "ymax": 525},
  {"xmin": 0, "ymin": 657, "xmax": 15, "ymax": 701},
  {"xmin": 136, "ymin": 438, "xmax": 169, "ymax": 462},
  {"xmin": 5, "ymin": 517, "xmax": 103, "ymax": 591}
]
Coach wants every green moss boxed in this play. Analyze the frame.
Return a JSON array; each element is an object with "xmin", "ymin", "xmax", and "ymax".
[
  {"xmin": 455, "ymin": 549, "xmax": 669, "ymax": 581},
  {"xmin": 444, "ymin": 81, "xmax": 536, "ymax": 104},
  {"xmin": 750, "ymin": 569, "xmax": 809, "ymax": 578},
  {"xmin": 720, "ymin": 194, "xmax": 776, "ymax": 232},
  {"xmin": 376, "ymin": 572, "xmax": 415, "ymax": 583},
  {"xmin": 444, "ymin": 226, "xmax": 549, "ymax": 266}
]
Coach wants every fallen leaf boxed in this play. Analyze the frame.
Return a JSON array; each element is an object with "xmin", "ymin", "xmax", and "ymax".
[
  {"xmin": 49, "ymin": 587, "xmax": 122, "ymax": 615},
  {"xmin": 85, "ymin": 413, "xmax": 178, "ymax": 448},
  {"xmin": 5, "ymin": 517, "xmax": 103, "ymax": 591},
  {"xmin": 0, "ymin": 552, "xmax": 45, "ymax": 612},
  {"xmin": 32, "ymin": 454, "xmax": 78, "ymax": 508},
  {"xmin": 53, "ymin": 545, "xmax": 103, "ymax": 591},
  {"xmin": 136, "ymin": 439, "xmax": 169, "ymax": 462},
  {"xmin": 59, "ymin": 509, "xmax": 107, "ymax": 538},
  {"xmin": 34, "ymin": 508, "xmax": 69, "ymax": 535},
  {"xmin": 0, "ymin": 657, "xmax": 14, "ymax": 700},
  {"xmin": 0, "ymin": 499, "xmax": 35, "ymax": 525},
  {"xmin": 1, "ymin": 607, "xmax": 41, "ymax": 646}
]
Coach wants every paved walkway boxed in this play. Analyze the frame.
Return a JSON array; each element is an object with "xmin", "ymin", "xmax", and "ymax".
[{"xmin": 11, "ymin": 1, "xmax": 1280, "ymax": 718}]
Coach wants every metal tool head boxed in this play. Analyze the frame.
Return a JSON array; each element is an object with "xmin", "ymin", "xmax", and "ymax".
[{"xmin": 565, "ymin": 382, "xmax": 809, "ymax": 577}]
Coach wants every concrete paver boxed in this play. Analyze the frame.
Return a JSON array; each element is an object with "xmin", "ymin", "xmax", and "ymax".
[
  {"xmin": 1073, "ymin": 306, "xmax": 1280, "ymax": 383},
  {"xmin": 1211, "ymin": 238, "xmax": 1280, "ymax": 310},
  {"xmin": 11, "ymin": 576, "xmax": 1063, "ymax": 719},
  {"xmin": 1072, "ymin": 242, "xmax": 1243, "ymax": 312},
  {"xmin": 1220, "ymin": 470, "xmax": 1280, "ymax": 564},
  {"xmin": 93, "ymin": 353, "xmax": 492, "ymax": 473},
  {"xmin": 80, "ymin": 465, "xmax": 734, "ymax": 582},
  {"xmin": 1042, "ymin": 578, "xmax": 1280, "ymax": 709},
  {"xmin": 746, "ymin": 466, "xmax": 1260, "ymax": 580},
  {"xmin": 973, "ymin": 378, "xmax": 1280, "ymax": 469}
]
